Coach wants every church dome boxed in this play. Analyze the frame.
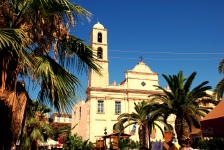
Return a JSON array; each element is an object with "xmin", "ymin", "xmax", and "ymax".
[
  {"xmin": 93, "ymin": 22, "xmax": 104, "ymax": 29},
  {"xmin": 132, "ymin": 62, "xmax": 154, "ymax": 73}
]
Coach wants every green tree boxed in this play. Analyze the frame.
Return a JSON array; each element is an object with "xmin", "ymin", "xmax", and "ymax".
[
  {"xmin": 113, "ymin": 138, "xmax": 141, "ymax": 150},
  {"xmin": 111, "ymin": 138, "xmax": 141, "ymax": 150},
  {"xmin": 65, "ymin": 133, "xmax": 94, "ymax": 150},
  {"xmin": 214, "ymin": 58, "xmax": 224, "ymax": 99},
  {"xmin": 0, "ymin": 0, "xmax": 100, "ymax": 148},
  {"xmin": 149, "ymin": 71, "xmax": 218, "ymax": 146},
  {"xmin": 19, "ymin": 100, "xmax": 53, "ymax": 150},
  {"xmin": 50, "ymin": 122, "xmax": 71, "ymax": 143},
  {"xmin": 116, "ymin": 101, "xmax": 167, "ymax": 149}
]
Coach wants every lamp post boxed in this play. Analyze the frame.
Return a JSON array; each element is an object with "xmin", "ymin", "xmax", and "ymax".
[
  {"xmin": 104, "ymin": 127, "xmax": 107, "ymax": 135},
  {"xmin": 104, "ymin": 127, "xmax": 107, "ymax": 150}
]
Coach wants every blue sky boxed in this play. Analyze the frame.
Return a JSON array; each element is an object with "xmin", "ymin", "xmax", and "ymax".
[{"xmin": 69, "ymin": 0, "xmax": 224, "ymax": 100}]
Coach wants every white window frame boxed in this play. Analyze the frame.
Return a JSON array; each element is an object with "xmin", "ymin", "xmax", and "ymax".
[
  {"xmin": 115, "ymin": 101, "xmax": 121, "ymax": 114},
  {"xmin": 98, "ymin": 100, "xmax": 104, "ymax": 113}
]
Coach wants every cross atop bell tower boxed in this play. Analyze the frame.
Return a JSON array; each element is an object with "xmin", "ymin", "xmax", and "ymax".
[{"xmin": 88, "ymin": 22, "xmax": 109, "ymax": 88}]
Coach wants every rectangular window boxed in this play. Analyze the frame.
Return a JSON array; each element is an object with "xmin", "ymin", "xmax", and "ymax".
[
  {"xmin": 115, "ymin": 101, "xmax": 121, "ymax": 114},
  {"xmin": 98, "ymin": 101, "xmax": 104, "ymax": 113}
]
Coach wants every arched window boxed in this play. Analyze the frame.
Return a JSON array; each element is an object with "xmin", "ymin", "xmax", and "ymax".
[
  {"xmin": 97, "ymin": 47, "xmax": 103, "ymax": 59},
  {"xmin": 98, "ymin": 32, "xmax": 102, "ymax": 43}
]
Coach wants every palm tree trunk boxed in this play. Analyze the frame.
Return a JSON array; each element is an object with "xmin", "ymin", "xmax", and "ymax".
[
  {"xmin": 12, "ymin": 92, "xmax": 28, "ymax": 147},
  {"xmin": 138, "ymin": 126, "xmax": 148, "ymax": 149},
  {"xmin": 0, "ymin": 97, "xmax": 13, "ymax": 150},
  {"xmin": 175, "ymin": 117, "xmax": 184, "ymax": 146},
  {"xmin": 175, "ymin": 117, "xmax": 190, "ymax": 147},
  {"xmin": 147, "ymin": 123, "xmax": 151, "ymax": 150},
  {"xmin": 0, "ymin": 52, "xmax": 28, "ymax": 149},
  {"xmin": 148, "ymin": 135, "xmax": 151, "ymax": 149},
  {"xmin": 18, "ymin": 97, "xmax": 29, "ymax": 149}
]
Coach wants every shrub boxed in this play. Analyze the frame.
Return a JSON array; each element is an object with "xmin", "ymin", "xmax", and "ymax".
[{"xmin": 198, "ymin": 138, "xmax": 224, "ymax": 150}]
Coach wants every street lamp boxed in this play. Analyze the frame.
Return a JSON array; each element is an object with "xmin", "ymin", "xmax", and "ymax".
[
  {"xmin": 103, "ymin": 127, "xmax": 107, "ymax": 149},
  {"xmin": 104, "ymin": 127, "xmax": 107, "ymax": 135}
]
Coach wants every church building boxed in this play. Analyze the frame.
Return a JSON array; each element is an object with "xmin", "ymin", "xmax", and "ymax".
[{"xmin": 71, "ymin": 22, "xmax": 175, "ymax": 145}]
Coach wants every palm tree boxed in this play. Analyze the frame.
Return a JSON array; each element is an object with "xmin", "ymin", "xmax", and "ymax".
[
  {"xmin": 0, "ymin": 0, "xmax": 100, "ymax": 148},
  {"xmin": 214, "ymin": 58, "xmax": 224, "ymax": 100},
  {"xmin": 149, "ymin": 71, "xmax": 218, "ymax": 146},
  {"xmin": 145, "ymin": 104, "xmax": 170, "ymax": 148},
  {"xmin": 116, "ymin": 101, "xmax": 167, "ymax": 149},
  {"xmin": 19, "ymin": 100, "xmax": 53, "ymax": 150}
]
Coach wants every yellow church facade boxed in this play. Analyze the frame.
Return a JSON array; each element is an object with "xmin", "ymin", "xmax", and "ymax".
[{"xmin": 71, "ymin": 22, "xmax": 176, "ymax": 145}]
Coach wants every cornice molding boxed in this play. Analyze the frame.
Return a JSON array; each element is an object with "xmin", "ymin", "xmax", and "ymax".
[
  {"xmin": 95, "ymin": 59, "xmax": 109, "ymax": 63},
  {"xmin": 86, "ymin": 87, "xmax": 163, "ymax": 94},
  {"xmin": 92, "ymin": 42, "xmax": 107, "ymax": 46}
]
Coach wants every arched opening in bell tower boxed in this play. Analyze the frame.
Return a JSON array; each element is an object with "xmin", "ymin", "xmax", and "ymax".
[
  {"xmin": 98, "ymin": 32, "xmax": 102, "ymax": 43},
  {"xmin": 97, "ymin": 47, "xmax": 103, "ymax": 59}
]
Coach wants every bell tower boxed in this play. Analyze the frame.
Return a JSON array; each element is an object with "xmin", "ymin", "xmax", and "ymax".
[{"xmin": 88, "ymin": 22, "xmax": 109, "ymax": 87}]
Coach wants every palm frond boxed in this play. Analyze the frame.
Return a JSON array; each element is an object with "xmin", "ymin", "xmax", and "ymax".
[
  {"xmin": 148, "ymin": 71, "xmax": 216, "ymax": 141},
  {"xmin": 40, "ymin": 123, "xmax": 53, "ymax": 135},
  {"xmin": 30, "ymin": 128, "xmax": 44, "ymax": 142},
  {"xmin": 218, "ymin": 58, "xmax": 224, "ymax": 74},
  {"xmin": 214, "ymin": 78, "xmax": 224, "ymax": 100},
  {"xmin": 29, "ymin": 0, "xmax": 91, "ymax": 25},
  {"xmin": 0, "ymin": 28, "xmax": 28, "ymax": 51},
  {"xmin": 56, "ymin": 35, "xmax": 101, "ymax": 75},
  {"xmin": 154, "ymin": 121, "xmax": 165, "ymax": 137},
  {"xmin": 26, "ymin": 117, "xmax": 39, "ymax": 126},
  {"xmin": 184, "ymin": 71, "xmax": 196, "ymax": 93},
  {"xmin": 22, "ymin": 138, "xmax": 31, "ymax": 149},
  {"xmin": 33, "ymin": 55, "xmax": 80, "ymax": 112}
]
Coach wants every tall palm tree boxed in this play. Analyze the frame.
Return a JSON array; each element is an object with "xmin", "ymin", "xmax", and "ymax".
[
  {"xmin": 149, "ymin": 71, "xmax": 218, "ymax": 146},
  {"xmin": 19, "ymin": 100, "xmax": 53, "ymax": 150},
  {"xmin": 214, "ymin": 58, "xmax": 224, "ymax": 100},
  {"xmin": 116, "ymin": 101, "xmax": 167, "ymax": 149},
  {"xmin": 0, "ymin": 0, "xmax": 100, "ymax": 148},
  {"xmin": 145, "ymin": 103, "xmax": 170, "ymax": 148}
]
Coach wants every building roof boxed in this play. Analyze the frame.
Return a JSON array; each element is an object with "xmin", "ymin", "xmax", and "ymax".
[
  {"xmin": 200, "ymin": 99, "xmax": 224, "ymax": 137},
  {"xmin": 201, "ymin": 100, "xmax": 224, "ymax": 121},
  {"xmin": 132, "ymin": 61, "xmax": 155, "ymax": 73},
  {"xmin": 50, "ymin": 112, "xmax": 72, "ymax": 119},
  {"xmin": 93, "ymin": 22, "xmax": 104, "ymax": 29}
]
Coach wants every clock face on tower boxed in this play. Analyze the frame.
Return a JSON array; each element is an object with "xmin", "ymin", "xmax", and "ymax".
[{"xmin": 141, "ymin": 81, "xmax": 146, "ymax": 87}]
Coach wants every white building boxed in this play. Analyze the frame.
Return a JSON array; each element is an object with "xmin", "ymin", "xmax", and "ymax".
[
  {"xmin": 71, "ymin": 22, "xmax": 175, "ymax": 145},
  {"xmin": 50, "ymin": 113, "xmax": 72, "ymax": 123}
]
